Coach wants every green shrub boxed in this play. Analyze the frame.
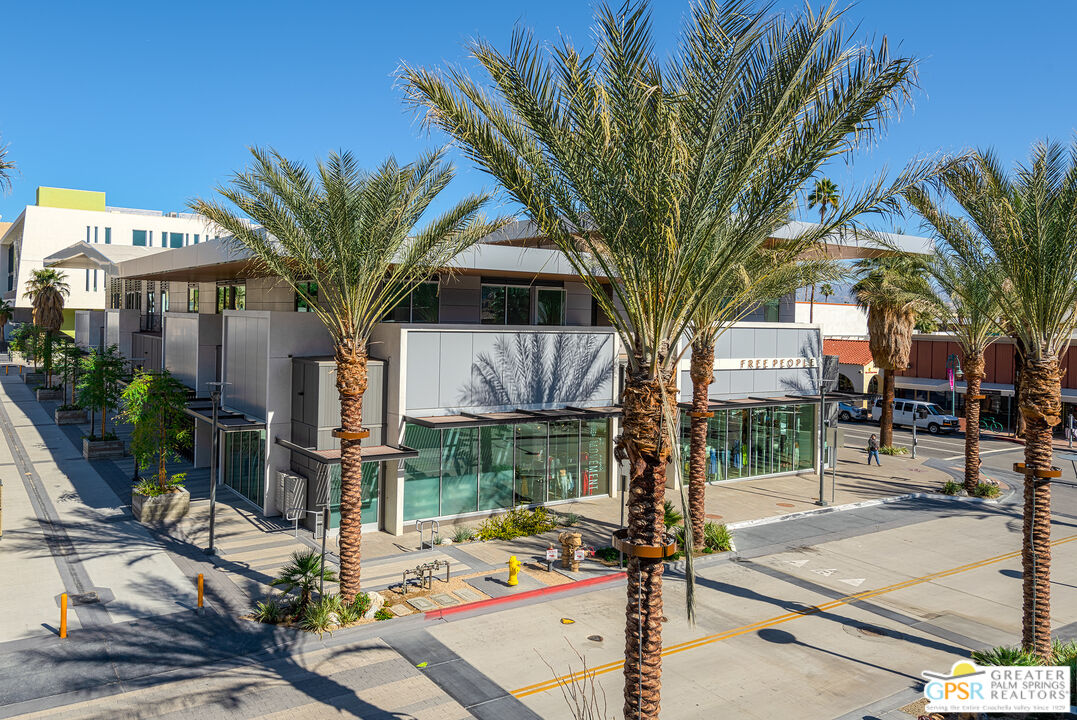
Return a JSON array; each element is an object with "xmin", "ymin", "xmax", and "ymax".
[
  {"xmin": 971, "ymin": 482, "xmax": 1001, "ymax": 499},
  {"xmin": 451, "ymin": 525, "xmax": 475, "ymax": 543},
  {"xmin": 301, "ymin": 597, "xmax": 335, "ymax": 635},
  {"xmin": 57, "ymin": 403, "xmax": 82, "ymax": 412},
  {"xmin": 374, "ymin": 607, "xmax": 394, "ymax": 621},
  {"xmin": 556, "ymin": 512, "xmax": 581, "ymax": 527},
  {"xmin": 663, "ymin": 500, "xmax": 683, "ymax": 528},
  {"xmin": 134, "ymin": 472, "xmax": 186, "ymax": 497},
  {"xmin": 879, "ymin": 445, "xmax": 909, "ymax": 456},
  {"xmin": 594, "ymin": 546, "xmax": 619, "ymax": 563},
  {"xmin": 253, "ymin": 597, "xmax": 287, "ymax": 624},
  {"xmin": 971, "ymin": 645, "xmax": 1042, "ymax": 666},
  {"xmin": 703, "ymin": 522, "xmax": 732, "ymax": 552},
  {"xmin": 474, "ymin": 507, "xmax": 557, "ymax": 541},
  {"xmin": 85, "ymin": 431, "xmax": 119, "ymax": 442},
  {"xmin": 941, "ymin": 479, "xmax": 962, "ymax": 495}
]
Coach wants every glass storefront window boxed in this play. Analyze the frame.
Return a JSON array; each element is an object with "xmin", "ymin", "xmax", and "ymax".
[
  {"xmin": 222, "ymin": 429, "xmax": 265, "ymax": 506},
  {"xmin": 515, "ymin": 422, "xmax": 548, "ymax": 505},
  {"xmin": 547, "ymin": 420, "xmax": 580, "ymax": 501},
  {"xmin": 580, "ymin": 419, "xmax": 610, "ymax": 496},
  {"xmin": 403, "ymin": 424, "xmax": 442, "ymax": 521},
  {"xmin": 441, "ymin": 427, "xmax": 478, "ymax": 516},
  {"xmin": 480, "ymin": 286, "xmax": 505, "ymax": 324},
  {"xmin": 479, "ymin": 425, "xmax": 515, "ymax": 510},
  {"xmin": 728, "ymin": 409, "xmax": 748, "ymax": 479},
  {"xmin": 796, "ymin": 404, "xmax": 816, "ymax": 471},
  {"xmin": 327, "ymin": 461, "xmax": 380, "ymax": 529},
  {"xmin": 536, "ymin": 288, "xmax": 566, "ymax": 325}
]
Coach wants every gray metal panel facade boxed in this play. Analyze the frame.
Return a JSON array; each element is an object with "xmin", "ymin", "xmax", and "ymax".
[
  {"xmin": 290, "ymin": 356, "xmax": 386, "ymax": 451},
  {"xmin": 164, "ymin": 314, "xmax": 199, "ymax": 389},
  {"xmin": 223, "ymin": 313, "xmax": 269, "ymax": 418}
]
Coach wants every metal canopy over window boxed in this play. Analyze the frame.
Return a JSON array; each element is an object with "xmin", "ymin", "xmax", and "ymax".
[
  {"xmin": 678, "ymin": 393, "xmax": 862, "ymax": 413},
  {"xmin": 274, "ymin": 436, "xmax": 419, "ymax": 465},
  {"xmin": 404, "ymin": 405, "xmax": 621, "ymax": 430},
  {"xmin": 184, "ymin": 400, "xmax": 266, "ymax": 431}
]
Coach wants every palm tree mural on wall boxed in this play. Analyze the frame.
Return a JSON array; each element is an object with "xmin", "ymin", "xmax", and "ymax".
[{"xmin": 458, "ymin": 332, "xmax": 613, "ymax": 409}]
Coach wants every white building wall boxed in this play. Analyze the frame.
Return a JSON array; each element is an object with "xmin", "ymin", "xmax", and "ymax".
[
  {"xmin": 2, "ymin": 204, "xmax": 221, "ymax": 311},
  {"xmin": 794, "ymin": 301, "xmax": 867, "ymax": 336}
]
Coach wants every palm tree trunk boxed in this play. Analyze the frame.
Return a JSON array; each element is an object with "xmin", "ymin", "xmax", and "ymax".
[
  {"xmin": 687, "ymin": 342, "xmax": 714, "ymax": 550},
  {"xmin": 962, "ymin": 353, "xmax": 984, "ymax": 493},
  {"xmin": 808, "ymin": 285, "xmax": 815, "ymax": 324},
  {"xmin": 620, "ymin": 363, "xmax": 674, "ymax": 720},
  {"xmin": 1019, "ymin": 355, "xmax": 1058, "ymax": 661},
  {"xmin": 879, "ymin": 368, "xmax": 895, "ymax": 447},
  {"xmin": 1013, "ymin": 339, "xmax": 1027, "ymax": 438},
  {"xmin": 336, "ymin": 340, "xmax": 368, "ymax": 603}
]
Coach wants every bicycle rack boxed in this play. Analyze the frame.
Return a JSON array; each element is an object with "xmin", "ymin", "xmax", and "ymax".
[{"xmin": 416, "ymin": 519, "xmax": 440, "ymax": 550}]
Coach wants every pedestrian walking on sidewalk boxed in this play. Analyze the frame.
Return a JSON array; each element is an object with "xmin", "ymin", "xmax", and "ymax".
[{"xmin": 867, "ymin": 434, "xmax": 881, "ymax": 466}]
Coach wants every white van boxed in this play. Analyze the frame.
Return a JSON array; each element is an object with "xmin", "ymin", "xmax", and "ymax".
[{"xmin": 871, "ymin": 398, "xmax": 960, "ymax": 434}]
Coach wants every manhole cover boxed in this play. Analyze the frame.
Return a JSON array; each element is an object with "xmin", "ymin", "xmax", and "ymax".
[
  {"xmin": 587, "ymin": 635, "xmax": 603, "ymax": 642},
  {"xmin": 842, "ymin": 623, "xmax": 889, "ymax": 639}
]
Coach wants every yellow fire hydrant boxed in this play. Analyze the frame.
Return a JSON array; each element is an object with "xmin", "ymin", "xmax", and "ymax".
[{"xmin": 507, "ymin": 555, "xmax": 521, "ymax": 586}]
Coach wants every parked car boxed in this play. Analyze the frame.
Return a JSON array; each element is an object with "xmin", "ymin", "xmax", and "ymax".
[
  {"xmin": 871, "ymin": 398, "xmax": 960, "ymax": 434},
  {"xmin": 837, "ymin": 402, "xmax": 867, "ymax": 422}
]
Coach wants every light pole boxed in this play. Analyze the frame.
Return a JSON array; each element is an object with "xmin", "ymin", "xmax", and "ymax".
[
  {"xmin": 817, "ymin": 355, "xmax": 836, "ymax": 506},
  {"xmin": 946, "ymin": 354, "xmax": 961, "ymax": 417},
  {"xmin": 204, "ymin": 381, "xmax": 227, "ymax": 555}
]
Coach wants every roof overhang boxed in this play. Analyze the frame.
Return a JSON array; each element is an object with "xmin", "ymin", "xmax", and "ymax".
[
  {"xmin": 274, "ymin": 436, "xmax": 418, "ymax": 464},
  {"xmin": 678, "ymin": 393, "xmax": 861, "ymax": 412},
  {"xmin": 405, "ymin": 405, "xmax": 621, "ymax": 429},
  {"xmin": 44, "ymin": 242, "xmax": 167, "ymax": 273},
  {"xmin": 184, "ymin": 399, "xmax": 266, "ymax": 431}
]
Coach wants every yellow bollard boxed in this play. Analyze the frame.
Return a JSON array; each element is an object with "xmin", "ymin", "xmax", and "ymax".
[
  {"xmin": 59, "ymin": 593, "xmax": 68, "ymax": 639},
  {"xmin": 507, "ymin": 555, "xmax": 520, "ymax": 587},
  {"xmin": 197, "ymin": 573, "xmax": 204, "ymax": 608}
]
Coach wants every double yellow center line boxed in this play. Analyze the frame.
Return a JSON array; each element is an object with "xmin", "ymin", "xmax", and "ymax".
[{"xmin": 512, "ymin": 534, "xmax": 1077, "ymax": 698}]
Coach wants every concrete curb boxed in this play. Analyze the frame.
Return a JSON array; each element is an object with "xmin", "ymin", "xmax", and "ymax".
[
  {"xmin": 423, "ymin": 571, "xmax": 626, "ymax": 620},
  {"xmin": 723, "ymin": 487, "xmax": 1012, "ymax": 533}
]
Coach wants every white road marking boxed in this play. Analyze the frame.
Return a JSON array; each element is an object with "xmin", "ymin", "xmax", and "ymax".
[
  {"xmin": 783, "ymin": 559, "xmax": 810, "ymax": 567},
  {"xmin": 811, "ymin": 568, "xmax": 838, "ymax": 577},
  {"xmin": 837, "ymin": 577, "xmax": 866, "ymax": 587},
  {"xmin": 942, "ymin": 446, "xmax": 1023, "ymax": 461}
]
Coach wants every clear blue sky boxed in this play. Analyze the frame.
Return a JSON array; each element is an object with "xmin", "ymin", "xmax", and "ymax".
[{"xmin": 2, "ymin": 1, "xmax": 1075, "ymax": 228}]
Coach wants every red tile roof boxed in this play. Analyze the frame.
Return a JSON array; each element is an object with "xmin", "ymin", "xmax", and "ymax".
[{"xmin": 824, "ymin": 339, "xmax": 874, "ymax": 366}]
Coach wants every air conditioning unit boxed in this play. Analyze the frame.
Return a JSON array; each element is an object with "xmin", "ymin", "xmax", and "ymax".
[{"xmin": 275, "ymin": 471, "xmax": 307, "ymax": 516}]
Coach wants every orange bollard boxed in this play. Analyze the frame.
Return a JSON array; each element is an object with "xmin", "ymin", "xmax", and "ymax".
[
  {"xmin": 197, "ymin": 573, "xmax": 204, "ymax": 608},
  {"xmin": 59, "ymin": 593, "xmax": 68, "ymax": 639}
]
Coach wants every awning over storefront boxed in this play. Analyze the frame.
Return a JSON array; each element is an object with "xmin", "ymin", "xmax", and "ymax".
[
  {"xmin": 274, "ymin": 437, "xmax": 418, "ymax": 465},
  {"xmin": 679, "ymin": 393, "xmax": 852, "ymax": 412},
  {"xmin": 43, "ymin": 242, "xmax": 167, "ymax": 273},
  {"xmin": 184, "ymin": 400, "xmax": 267, "ymax": 431},
  {"xmin": 896, "ymin": 376, "xmax": 1015, "ymax": 397},
  {"xmin": 404, "ymin": 405, "xmax": 621, "ymax": 429}
]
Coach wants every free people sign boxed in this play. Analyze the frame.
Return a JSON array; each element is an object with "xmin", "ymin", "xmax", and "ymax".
[{"xmin": 715, "ymin": 357, "xmax": 819, "ymax": 370}]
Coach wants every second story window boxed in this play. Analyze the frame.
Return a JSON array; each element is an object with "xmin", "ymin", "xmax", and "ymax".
[
  {"xmin": 295, "ymin": 281, "xmax": 318, "ymax": 312},
  {"xmin": 187, "ymin": 283, "xmax": 199, "ymax": 312},
  {"xmin": 132, "ymin": 230, "xmax": 148, "ymax": 247},
  {"xmin": 481, "ymin": 284, "xmax": 529, "ymax": 325},
  {"xmin": 384, "ymin": 280, "xmax": 439, "ymax": 323},
  {"xmin": 109, "ymin": 279, "xmax": 121, "ymax": 309},
  {"xmin": 535, "ymin": 288, "xmax": 566, "ymax": 325}
]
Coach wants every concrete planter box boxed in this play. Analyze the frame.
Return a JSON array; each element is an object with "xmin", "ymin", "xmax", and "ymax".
[
  {"xmin": 55, "ymin": 408, "xmax": 88, "ymax": 425},
  {"xmin": 132, "ymin": 488, "xmax": 190, "ymax": 525},
  {"xmin": 83, "ymin": 438, "xmax": 124, "ymax": 460},
  {"xmin": 23, "ymin": 372, "xmax": 45, "ymax": 385},
  {"xmin": 36, "ymin": 388, "xmax": 63, "ymax": 402}
]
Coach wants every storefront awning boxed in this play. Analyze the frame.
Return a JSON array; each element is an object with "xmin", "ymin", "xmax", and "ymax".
[
  {"xmin": 184, "ymin": 400, "xmax": 267, "ymax": 431},
  {"xmin": 274, "ymin": 437, "xmax": 418, "ymax": 464},
  {"xmin": 404, "ymin": 405, "xmax": 621, "ymax": 429},
  {"xmin": 679, "ymin": 393, "xmax": 859, "ymax": 412},
  {"xmin": 896, "ymin": 376, "xmax": 1015, "ymax": 397}
]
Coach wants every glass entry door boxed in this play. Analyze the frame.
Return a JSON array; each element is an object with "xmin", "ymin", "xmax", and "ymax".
[
  {"xmin": 514, "ymin": 422, "xmax": 548, "ymax": 505},
  {"xmin": 222, "ymin": 429, "xmax": 266, "ymax": 506}
]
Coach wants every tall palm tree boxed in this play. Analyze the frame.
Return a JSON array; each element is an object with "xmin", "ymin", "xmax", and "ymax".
[
  {"xmin": 903, "ymin": 187, "xmax": 1002, "ymax": 492},
  {"xmin": 906, "ymin": 143, "xmax": 1077, "ymax": 660},
  {"xmin": 853, "ymin": 254, "xmax": 934, "ymax": 448},
  {"xmin": 25, "ymin": 268, "xmax": 69, "ymax": 385},
  {"xmin": 806, "ymin": 179, "xmax": 840, "ymax": 322},
  {"xmin": 0, "ymin": 136, "xmax": 15, "ymax": 194},
  {"xmin": 403, "ymin": 2, "xmax": 923, "ymax": 716},
  {"xmin": 191, "ymin": 148, "xmax": 500, "ymax": 602}
]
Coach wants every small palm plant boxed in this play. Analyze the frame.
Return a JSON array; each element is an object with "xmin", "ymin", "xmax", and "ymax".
[
  {"xmin": 0, "ymin": 135, "xmax": 15, "ymax": 194},
  {"xmin": 0, "ymin": 299, "xmax": 13, "ymax": 349},
  {"xmin": 271, "ymin": 550, "xmax": 338, "ymax": 616}
]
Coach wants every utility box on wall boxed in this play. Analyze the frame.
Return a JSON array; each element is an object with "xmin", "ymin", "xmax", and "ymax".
[{"xmin": 290, "ymin": 356, "xmax": 385, "ymax": 451}]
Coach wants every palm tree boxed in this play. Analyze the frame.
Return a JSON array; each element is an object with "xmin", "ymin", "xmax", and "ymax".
[
  {"xmin": 0, "ymin": 136, "xmax": 15, "ymax": 194},
  {"xmin": 906, "ymin": 143, "xmax": 1077, "ymax": 661},
  {"xmin": 402, "ymin": 2, "xmax": 923, "ymax": 715},
  {"xmin": 806, "ymin": 179, "xmax": 840, "ymax": 322},
  {"xmin": 191, "ymin": 148, "xmax": 500, "ymax": 603},
  {"xmin": 25, "ymin": 268, "xmax": 69, "ymax": 386},
  {"xmin": 903, "ymin": 187, "xmax": 1002, "ymax": 492},
  {"xmin": 271, "ymin": 549, "xmax": 338, "ymax": 615},
  {"xmin": 853, "ymin": 254, "xmax": 934, "ymax": 448}
]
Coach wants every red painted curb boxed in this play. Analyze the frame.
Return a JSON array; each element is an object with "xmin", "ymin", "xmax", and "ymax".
[{"xmin": 424, "ymin": 571, "xmax": 627, "ymax": 620}]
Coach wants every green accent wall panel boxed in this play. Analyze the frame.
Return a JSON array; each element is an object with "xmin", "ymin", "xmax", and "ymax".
[{"xmin": 36, "ymin": 187, "xmax": 106, "ymax": 212}]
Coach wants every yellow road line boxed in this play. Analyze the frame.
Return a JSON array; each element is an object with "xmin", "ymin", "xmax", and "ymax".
[{"xmin": 512, "ymin": 533, "xmax": 1077, "ymax": 698}]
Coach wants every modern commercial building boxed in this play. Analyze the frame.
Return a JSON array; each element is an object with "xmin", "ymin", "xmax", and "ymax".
[
  {"xmin": 47, "ymin": 220, "xmax": 926, "ymax": 536},
  {"xmin": 0, "ymin": 186, "xmax": 223, "ymax": 329}
]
